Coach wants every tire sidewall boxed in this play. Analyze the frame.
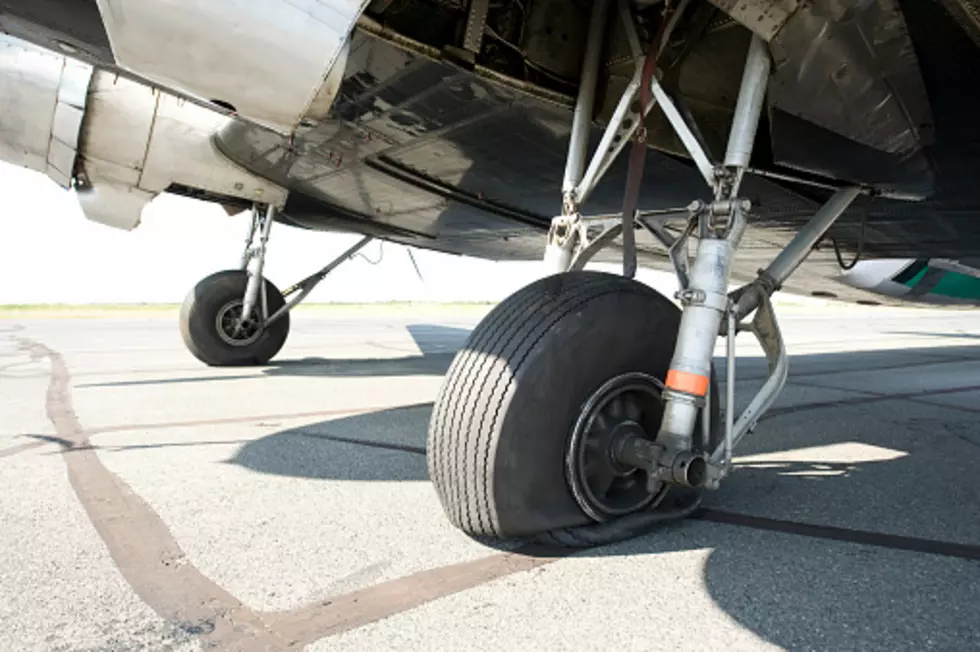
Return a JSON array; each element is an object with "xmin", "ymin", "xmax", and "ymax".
[
  {"xmin": 179, "ymin": 270, "xmax": 290, "ymax": 366},
  {"xmin": 490, "ymin": 274, "xmax": 719, "ymax": 536}
]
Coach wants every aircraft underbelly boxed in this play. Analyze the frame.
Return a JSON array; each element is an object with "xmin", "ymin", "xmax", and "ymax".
[{"xmin": 1, "ymin": 0, "xmax": 980, "ymax": 307}]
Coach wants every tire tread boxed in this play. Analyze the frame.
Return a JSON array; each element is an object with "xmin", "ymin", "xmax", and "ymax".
[{"xmin": 429, "ymin": 273, "xmax": 651, "ymax": 536}]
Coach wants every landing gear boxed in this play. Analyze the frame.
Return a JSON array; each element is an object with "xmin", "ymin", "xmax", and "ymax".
[
  {"xmin": 427, "ymin": 271, "xmax": 720, "ymax": 539},
  {"xmin": 429, "ymin": 2, "xmax": 863, "ymax": 543},
  {"xmin": 179, "ymin": 203, "xmax": 373, "ymax": 366},
  {"xmin": 179, "ymin": 269, "xmax": 290, "ymax": 366}
]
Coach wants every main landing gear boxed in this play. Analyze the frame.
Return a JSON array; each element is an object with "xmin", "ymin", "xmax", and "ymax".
[
  {"xmin": 179, "ymin": 204, "xmax": 373, "ymax": 366},
  {"xmin": 428, "ymin": 0, "xmax": 864, "ymax": 545}
]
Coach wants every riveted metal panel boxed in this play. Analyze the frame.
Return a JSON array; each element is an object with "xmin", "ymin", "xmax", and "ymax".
[
  {"xmin": 936, "ymin": 0, "xmax": 980, "ymax": 45},
  {"xmin": 0, "ymin": 35, "xmax": 64, "ymax": 172},
  {"xmin": 707, "ymin": 0, "xmax": 799, "ymax": 41},
  {"xmin": 47, "ymin": 57, "xmax": 92, "ymax": 185},
  {"xmin": 769, "ymin": 0, "xmax": 934, "ymax": 171},
  {"xmin": 0, "ymin": 34, "xmax": 93, "ymax": 187}
]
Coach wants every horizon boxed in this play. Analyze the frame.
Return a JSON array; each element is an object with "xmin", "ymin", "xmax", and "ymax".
[
  {"xmin": 0, "ymin": 161, "xmax": 689, "ymax": 306},
  {"xmin": 1, "ymin": 161, "xmax": 840, "ymax": 310}
]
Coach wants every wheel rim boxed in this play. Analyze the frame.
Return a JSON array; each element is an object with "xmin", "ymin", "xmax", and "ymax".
[
  {"xmin": 566, "ymin": 372, "xmax": 668, "ymax": 521},
  {"xmin": 215, "ymin": 300, "xmax": 262, "ymax": 347}
]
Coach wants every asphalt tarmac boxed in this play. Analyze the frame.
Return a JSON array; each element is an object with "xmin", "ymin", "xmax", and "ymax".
[{"xmin": 1, "ymin": 303, "xmax": 979, "ymax": 651}]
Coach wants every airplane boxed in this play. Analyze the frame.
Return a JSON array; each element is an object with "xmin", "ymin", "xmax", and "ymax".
[{"xmin": 3, "ymin": 0, "xmax": 980, "ymax": 546}]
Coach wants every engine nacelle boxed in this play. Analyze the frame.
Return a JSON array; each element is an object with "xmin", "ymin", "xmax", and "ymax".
[
  {"xmin": 0, "ymin": 35, "xmax": 92, "ymax": 189},
  {"xmin": 75, "ymin": 71, "xmax": 289, "ymax": 229},
  {"xmin": 94, "ymin": 0, "xmax": 368, "ymax": 134},
  {"xmin": 0, "ymin": 34, "xmax": 288, "ymax": 230}
]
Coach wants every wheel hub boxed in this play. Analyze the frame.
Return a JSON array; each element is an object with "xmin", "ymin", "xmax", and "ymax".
[
  {"xmin": 566, "ymin": 372, "xmax": 668, "ymax": 521},
  {"xmin": 215, "ymin": 300, "xmax": 262, "ymax": 347}
]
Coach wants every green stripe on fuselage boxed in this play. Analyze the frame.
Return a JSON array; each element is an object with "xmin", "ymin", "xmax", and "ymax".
[
  {"xmin": 899, "ymin": 267, "xmax": 928, "ymax": 288},
  {"xmin": 929, "ymin": 271, "xmax": 980, "ymax": 300},
  {"xmin": 898, "ymin": 262, "xmax": 980, "ymax": 300}
]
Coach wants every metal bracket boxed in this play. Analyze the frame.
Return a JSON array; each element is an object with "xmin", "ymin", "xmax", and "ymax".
[
  {"xmin": 564, "ymin": 0, "xmax": 662, "ymax": 214},
  {"xmin": 544, "ymin": 214, "xmax": 582, "ymax": 274},
  {"xmin": 572, "ymin": 65, "xmax": 658, "ymax": 210},
  {"xmin": 675, "ymin": 288, "xmax": 728, "ymax": 312},
  {"xmin": 546, "ymin": 203, "xmax": 702, "ymax": 276},
  {"xmin": 569, "ymin": 222, "xmax": 625, "ymax": 272},
  {"xmin": 545, "ymin": 212, "xmax": 627, "ymax": 274},
  {"xmin": 462, "ymin": 0, "xmax": 491, "ymax": 53}
]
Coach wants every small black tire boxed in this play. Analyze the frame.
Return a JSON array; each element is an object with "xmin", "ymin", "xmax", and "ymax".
[
  {"xmin": 427, "ymin": 270, "xmax": 720, "ymax": 540},
  {"xmin": 179, "ymin": 270, "xmax": 290, "ymax": 367}
]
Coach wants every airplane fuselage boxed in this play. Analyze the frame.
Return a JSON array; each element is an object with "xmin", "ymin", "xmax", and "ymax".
[{"xmin": 3, "ymin": 0, "xmax": 980, "ymax": 305}]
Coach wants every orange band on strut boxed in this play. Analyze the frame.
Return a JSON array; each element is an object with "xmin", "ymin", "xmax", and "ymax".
[{"xmin": 666, "ymin": 369, "xmax": 709, "ymax": 396}]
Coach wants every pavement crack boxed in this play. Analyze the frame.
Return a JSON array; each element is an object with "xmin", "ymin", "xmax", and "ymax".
[
  {"xmin": 19, "ymin": 336, "xmax": 561, "ymax": 649},
  {"xmin": 264, "ymin": 544, "xmax": 566, "ymax": 646},
  {"xmin": 20, "ymin": 336, "xmax": 286, "ymax": 651},
  {"xmin": 761, "ymin": 380, "xmax": 980, "ymax": 422},
  {"xmin": 0, "ymin": 439, "xmax": 48, "ymax": 459},
  {"xmin": 694, "ymin": 508, "xmax": 980, "ymax": 561}
]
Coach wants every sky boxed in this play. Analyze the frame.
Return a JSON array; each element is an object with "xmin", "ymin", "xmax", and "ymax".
[{"xmin": 0, "ymin": 162, "xmax": 681, "ymax": 305}]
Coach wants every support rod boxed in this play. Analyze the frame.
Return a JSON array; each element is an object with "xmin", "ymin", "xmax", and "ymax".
[
  {"xmin": 462, "ymin": 0, "xmax": 491, "ymax": 53},
  {"xmin": 724, "ymin": 308, "xmax": 736, "ymax": 471},
  {"xmin": 562, "ymin": 0, "xmax": 611, "ymax": 201},
  {"xmin": 240, "ymin": 204, "xmax": 276, "ymax": 325},
  {"xmin": 649, "ymin": 79, "xmax": 716, "ymax": 187},
  {"xmin": 575, "ymin": 75, "xmax": 648, "ymax": 207},
  {"xmin": 266, "ymin": 236, "xmax": 374, "ymax": 327},
  {"xmin": 714, "ymin": 291, "xmax": 788, "ymax": 460},
  {"xmin": 652, "ymin": 32, "xmax": 772, "ymax": 462},
  {"xmin": 766, "ymin": 186, "xmax": 862, "ymax": 285},
  {"xmin": 723, "ymin": 34, "xmax": 771, "ymax": 171},
  {"xmin": 240, "ymin": 206, "xmax": 259, "ymax": 270},
  {"xmin": 733, "ymin": 186, "xmax": 861, "ymax": 318}
]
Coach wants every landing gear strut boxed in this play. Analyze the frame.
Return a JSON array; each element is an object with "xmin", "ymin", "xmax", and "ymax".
[
  {"xmin": 179, "ymin": 204, "xmax": 373, "ymax": 366},
  {"xmin": 428, "ymin": 1, "xmax": 862, "ymax": 544}
]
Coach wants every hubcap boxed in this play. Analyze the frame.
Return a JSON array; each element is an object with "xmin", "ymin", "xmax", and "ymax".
[
  {"xmin": 215, "ymin": 300, "xmax": 262, "ymax": 347},
  {"xmin": 566, "ymin": 373, "xmax": 668, "ymax": 521}
]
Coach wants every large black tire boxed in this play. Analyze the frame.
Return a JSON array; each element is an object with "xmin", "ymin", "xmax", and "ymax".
[
  {"xmin": 179, "ymin": 270, "xmax": 290, "ymax": 367},
  {"xmin": 427, "ymin": 271, "xmax": 720, "ymax": 540}
]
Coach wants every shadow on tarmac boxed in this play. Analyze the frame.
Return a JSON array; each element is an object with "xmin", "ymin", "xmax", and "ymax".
[
  {"xmin": 229, "ymin": 342, "xmax": 980, "ymax": 650},
  {"xmin": 74, "ymin": 325, "xmax": 469, "ymax": 388}
]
